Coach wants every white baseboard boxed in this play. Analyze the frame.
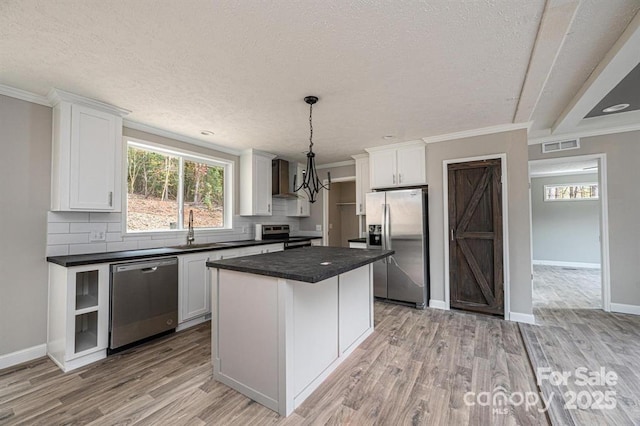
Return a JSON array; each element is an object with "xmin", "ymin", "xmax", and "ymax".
[
  {"xmin": 532, "ymin": 260, "xmax": 601, "ymax": 269},
  {"xmin": 429, "ymin": 299, "xmax": 448, "ymax": 310},
  {"xmin": 610, "ymin": 303, "xmax": 640, "ymax": 316},
  {"xmin": 176, "ymin": 315, "xmax": 210, "ymax": 332},
  {"xmin": 0, "ymin": 343, "xmax": 47, "ymax": 370},
  {"xmin": 509, "ymin": 312, "xmax": 536, "ymax": 324}
]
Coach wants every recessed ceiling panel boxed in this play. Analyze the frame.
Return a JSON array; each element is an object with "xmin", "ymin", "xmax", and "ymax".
[{"xmin": 584, "ymin": 62, "xmax": 640, "ymax": 118}]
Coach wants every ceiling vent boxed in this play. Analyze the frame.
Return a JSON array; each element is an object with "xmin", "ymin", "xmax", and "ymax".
[{"xmin": 541, "ymin": 139, "xmax": 580, "ymax": 154}]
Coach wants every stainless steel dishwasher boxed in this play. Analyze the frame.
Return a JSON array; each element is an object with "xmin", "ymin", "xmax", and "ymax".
[{"xmin": 110, "ymin": 257, "xmax": 178, "ymax": 351}]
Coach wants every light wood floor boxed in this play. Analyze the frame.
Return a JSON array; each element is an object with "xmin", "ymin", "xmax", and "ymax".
[
  {"xmin": 520, "ymin": 266, "xmax": 640, "ymax": 425},
  {"xmin": 0, "ymin": 302, "xmax": 548, "ymax": 425}
]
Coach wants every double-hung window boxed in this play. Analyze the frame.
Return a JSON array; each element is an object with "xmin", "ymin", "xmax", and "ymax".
[{"xmin": 125, "ymin": 139, "xmax": 233, "ymax": 233}]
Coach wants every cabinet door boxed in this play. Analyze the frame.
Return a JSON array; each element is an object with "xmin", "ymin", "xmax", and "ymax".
[
  {"xmin": 288, "ymin": 164, "xmax": 311, "ymax": 217},
  {"xmin": 180, "ymin": 253, "xmax": 211, "ymax": 322},
  {"xmin": 369, "ymin": 150, "xmax": 397, "ymax": 189},
  {"xmin": 355, "ymin": 157, "xmax": 370, "ymax": 215},
  {"xmin": 69, "ymin": 105, "xmax": 118, "ymax": 210},
  {"xmin": 254, "ymin": 155, "xmax": 272, "ymax": 215},
  {"xmin": 397, "ymin": 145, "xmax": 426, "ymax": 186}
]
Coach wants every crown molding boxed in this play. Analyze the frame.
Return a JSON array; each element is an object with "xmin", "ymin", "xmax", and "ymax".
[
  {"xmin": 124, "ymin": 120, "xmax": 241, "ymax": 156},
  {"xmin": 47, "ymin": 88, "xmax": 131, "ymax": 116},
  {"xmin": 422, "ymin": 122, "xmax": 532, "ymax": 144},
  {"xmin": 0, "ymin": 84, "xmax": 50, "ymax": 107},
  {"xmin": 364, "ymin": 139, "xmax": 425, "ymax": 153},
  {"xmin": 316, "ymin": 160, "xmax": 355, "ymax": 170},
  {"xmin": 350, "ymin": 153, "xmax": 368, "ymax": 160},
  {"xmin": 528, "ymin": 122, "xmax": 640, "ymax": 145},
  {"xmin": 241, "ymin": 148, "xmax": 277, "ymax": 159}
]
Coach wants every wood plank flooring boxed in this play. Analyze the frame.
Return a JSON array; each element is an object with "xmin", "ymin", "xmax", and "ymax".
[
  {"xmin": 0, "ymin": 302, "xmax": 547, "ymax": 425},
  {"xmin": 520, "ymin": 266, "xmax": 640, "ymax": 425}
]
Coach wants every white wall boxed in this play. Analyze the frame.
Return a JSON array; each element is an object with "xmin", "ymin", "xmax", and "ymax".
[
  {"xmin": 531, "ymin": 173, "xmax": 600, "ymax": 265},
  {"xmin": 0, "ymin": 95, "xmax": 51, "ymax": 356},
  {"xmin": 427, "ymin": 129, "xmax": 532, "ymax": 316},
  {"xmin": 529, "ymin": 130, "xmax": 640, "ymax": 306}
]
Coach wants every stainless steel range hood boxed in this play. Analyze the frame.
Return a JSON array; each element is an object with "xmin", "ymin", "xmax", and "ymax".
[{"xmin": 272, "ymin": 159, "xmax": 299, "ymax": 199}]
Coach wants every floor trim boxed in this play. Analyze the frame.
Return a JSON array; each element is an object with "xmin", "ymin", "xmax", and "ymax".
[
  {"xmin": 532, "ymin": 259, "xmax": 601, "ymax": 269},
  {"xmin": 509, "ymin": 312, "xmax": 536, "ymax": 324},
  {"xmin": 0, "ymin": 343, "xmax": 47, "ymax": 370},
  {"xmin": 610, "ymin": 303, "xmax": 640, "ymax": 316},
  {"xmin": 429, "ymin": 299, "xmax": 448, "ymax": 310}
]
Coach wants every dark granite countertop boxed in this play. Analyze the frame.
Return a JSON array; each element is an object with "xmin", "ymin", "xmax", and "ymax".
[
  {"xmin": 206, "ymin": 246, "xmax": 393, "ymax": 283},
  {"xmin": 348, "ymin": 238, "xmax": 366, "ymax": 243},
  {"xmin": 47, "ymin": 236, "xmax": 321, "ymax": 267}
]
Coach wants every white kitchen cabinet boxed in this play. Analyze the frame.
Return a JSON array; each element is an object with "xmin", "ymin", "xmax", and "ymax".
[
  {"xmin": 48, "ymin": 263, "xmax": 110, "ymax": 372},
  {"xmin": 240, "ymin": 149, "xmax": 276, "ymax": 216},
  {"xmin": 349, "ymin": 241, "xmax": 367, "ymax": 249},
  {"xmin": 288, "ymin": 163, "xmax": 311, "ymax": 217},
  {"xmin": 180, "ymin": 252, "xmax": 212, "ymax": 323},
  {"xmin": 311, "ymin": 238, "xmax": 323, "ymax": 246},
  {"xmin": 178, "ymin": 243, "xmax": 284, "ymax": 327},
  {"xmin": 366, "ymin": 141, "xmax": 426, "ymax": 189},
  {"xmin": 352, "ymin": 154, "xmax": 370, "ymax": 215},
  {"xmin": 48, "ymin": 89, "xmax": 129, "ymax": 212}
]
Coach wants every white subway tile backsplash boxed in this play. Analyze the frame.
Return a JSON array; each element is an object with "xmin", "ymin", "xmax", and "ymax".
[
  {"xmin": 137, "ymin": 239, "xmax": 166, "ymax": 250},
  {"xmin": 47, "ymin": 245, "xmax": 69, "ymax": 257},
  {"xmin": 68, "ymin": 243, "xmax": 107, "ymax": 255},
  {"xmin": 106, "ymin": 232, "xmax": 123, "ymax": 242},
  {"xmin": 107, "ymin": 222, "xmax": 122, "ymax": 232},
  {"xmin": 48, "ymin": 211, "xmax": 89, "ymax": 223},
  {"xmin": 89, "ymin": 212, "xmax": 122, "ymax": 223},
  {"xmin": 48, "ymin": 223, "xmax": 70, "ymax": 234},
  {"xmin": 70, "ymin": 222, "xmax": 107, "ymax": 233},
  {"xmin": 48, "ymin": 233, "xmax": 90, "ymax": 245},
  {"xmin": 107, "ymin": 241, "xmax": 139, "ymax": 252}
]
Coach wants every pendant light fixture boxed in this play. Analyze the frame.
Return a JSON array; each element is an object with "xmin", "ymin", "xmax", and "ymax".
[{"xmin": 293, "ymin": 96, "xmax": 330, "ymax": 203}]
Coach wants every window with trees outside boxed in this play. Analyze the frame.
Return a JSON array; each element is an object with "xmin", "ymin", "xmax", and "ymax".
[
  {"xmin": 126, "ymin": 140, "xmax": 232, "ymax": 232},
  {"xmin": 543, "ymin": 183, "xmax": 599, "ymax": 202}
]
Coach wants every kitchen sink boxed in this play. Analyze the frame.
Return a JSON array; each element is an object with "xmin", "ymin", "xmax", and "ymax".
[{"xmin": 168, "ymin": 243, "xmax": 227, "ymax": 251}]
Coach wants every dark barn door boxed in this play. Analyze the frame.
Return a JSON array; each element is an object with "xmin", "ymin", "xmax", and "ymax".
[{"xmin": 448, "ymin": 159, "xmax": 504, "ymax": 316}]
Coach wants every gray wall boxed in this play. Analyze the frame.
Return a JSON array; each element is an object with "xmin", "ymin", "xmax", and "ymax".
[
  {"xmin": 529, "ymin": 130, "xmax": 640, "ymax": 306},
  {"xmin": 427, "ymin": 129, "xmax": 532, "ymax": 315},
  {"xmin": 0, "ymin": 95, "xmax": 52, "ymax": 356},
  {"xmin": 531, "ymin": 173, "xmax": 600, "ymax": 264},
  {"xmin": 299, "ymin": 164, "xmax": 356, "ymax": 232}
]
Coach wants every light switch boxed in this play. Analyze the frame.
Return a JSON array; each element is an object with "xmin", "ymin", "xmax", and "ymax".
[{"xmin": 90, "ymin": 230, "xmax": 106, "ymax": 242}]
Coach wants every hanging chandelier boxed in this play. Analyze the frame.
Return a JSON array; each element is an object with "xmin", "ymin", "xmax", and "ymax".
[{"xmin": 293, "ymin": 95, "xmax": 330, "ymax": 203}]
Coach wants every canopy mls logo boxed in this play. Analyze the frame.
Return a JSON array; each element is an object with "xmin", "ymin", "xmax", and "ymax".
[{"xmin": 463, "ymin": 367, "xmax": 618, "ymax": 414}]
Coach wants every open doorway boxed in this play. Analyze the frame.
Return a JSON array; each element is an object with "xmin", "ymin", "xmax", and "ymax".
[
  {"xmin": 324, "ymin": 179, "xmax": 359, "ymax": 247},
  {"xmin": 528, "ymin": 155, "xmax": 609, "ymax": 319}
]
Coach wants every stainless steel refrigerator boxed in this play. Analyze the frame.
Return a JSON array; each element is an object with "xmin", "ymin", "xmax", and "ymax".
[{"xmin": 366, "ymin": 188, "xmax": 429, "ymax": 309}]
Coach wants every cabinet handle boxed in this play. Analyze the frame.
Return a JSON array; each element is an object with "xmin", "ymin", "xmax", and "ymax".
[
  {"xmin": 359, "ymin": 203, "xmax": 362, "ymax": 213},
  {"xmin": 399, "ymin": 173, "xmax": 403, "ymax": 184},
  {"xmin": 392, "ymin": 174, "xmax": 396, "ymax": 184},
  {"xmin": 108, "ymin": 191, "xmax": 113, "ymax": 207},
  {"xmin": 300, "ymin": 206, "xmax": 303, "ymax": 214},
  {"xmin": 450, "ymin": 229, "xmax": 454, "ymax": 241},
  {"xmin": 268, "ymin": 204, "xmax": 271, "ymax": 213}
]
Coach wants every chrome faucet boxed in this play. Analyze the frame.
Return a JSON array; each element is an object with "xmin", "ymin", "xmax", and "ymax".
[{"xmin": 187, "ymin": 209, "xmax": 195, "ymax": 245}]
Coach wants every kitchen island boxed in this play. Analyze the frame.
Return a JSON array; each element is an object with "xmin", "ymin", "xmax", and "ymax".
[{"xmin": 206, "ymin": 246, "xmax": 393, "ymax": 416}]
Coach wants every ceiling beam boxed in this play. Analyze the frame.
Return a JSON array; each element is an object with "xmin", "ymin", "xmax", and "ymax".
[{"xmin": 514, "ymin": 0, "xmax": 580, "ymax": 123}]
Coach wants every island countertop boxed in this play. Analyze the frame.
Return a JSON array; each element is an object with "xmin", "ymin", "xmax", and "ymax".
[{"xmin": 206, "ymin": 246, "xmax": 393, "ymax": 283}]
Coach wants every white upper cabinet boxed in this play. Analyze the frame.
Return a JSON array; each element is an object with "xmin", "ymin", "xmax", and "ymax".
[
  {"xmin": 49, "ymin": 89, "xmax": 130, "ymax": 212},
  {"xmin": 288, "ymin": 163, "xmax": 311, "ymax": 217},
  {"xmin": 366, "ymin": 141, "xmax": 426, "ymax": 189},
  {"xmin": 352, "ymin": 154, "xmax": 370, "ymax": 215},
  {"xmin": 240, "ymin": 149, "xmax": 276, "ymax": 216}
]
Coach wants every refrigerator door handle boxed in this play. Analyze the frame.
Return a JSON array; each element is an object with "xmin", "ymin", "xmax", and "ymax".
[
  {"xmin": 385, "ymin": 203, "xmax": 392, "ymax": 253},
  {"xmin": 381, "ymin": 204, "xmax": 386, "ymax": 252}
]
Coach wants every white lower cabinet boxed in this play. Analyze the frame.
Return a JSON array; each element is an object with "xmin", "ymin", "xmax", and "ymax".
[
  {"xmin": 349, "ymin": 241, "xmax": 367, "ymax": 249},
  {"xmin": 178, "ymin": 243, "xmax": 284, "ymax": 327},
  {"xmin": 311, "ymin": 238, "xmax": 323, "ymax": 246},
  {"xmin": 179, "ymin": 252, "xmax": 212, "ymax": 323},
  {"xmin": 48, "ymin": 263, "xmax": 110, "ymax": 372}
]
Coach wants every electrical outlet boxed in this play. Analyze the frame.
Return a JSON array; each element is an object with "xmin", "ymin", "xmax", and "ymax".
[
  {"xmin": 329, "ymin": 223, "xmax": 333, "ymax": 230},
  {"xmin": 242, "ymin": 226, "xmax": 248, "ymax": 233},
  {"xmin": 316, "ymin": 224, "xmax": 322, "ymax": 231},
  {"xmin": 90, "ymin": 230, "xmax": 106, "ymax": 242}
]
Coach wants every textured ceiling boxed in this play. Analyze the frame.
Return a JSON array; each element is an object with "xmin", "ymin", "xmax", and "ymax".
[{"xmin": 0, "ymin": 1, "xmax": 637, "ymax": 162}]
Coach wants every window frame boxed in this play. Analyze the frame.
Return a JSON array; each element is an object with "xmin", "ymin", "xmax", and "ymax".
[
  {"xmin": 543, "ymin": 182, "xmax": 599, "ymax": 202},
  {"xmin": 123, "ymin": 137, "xmax": 234, "ymax": 235}
]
